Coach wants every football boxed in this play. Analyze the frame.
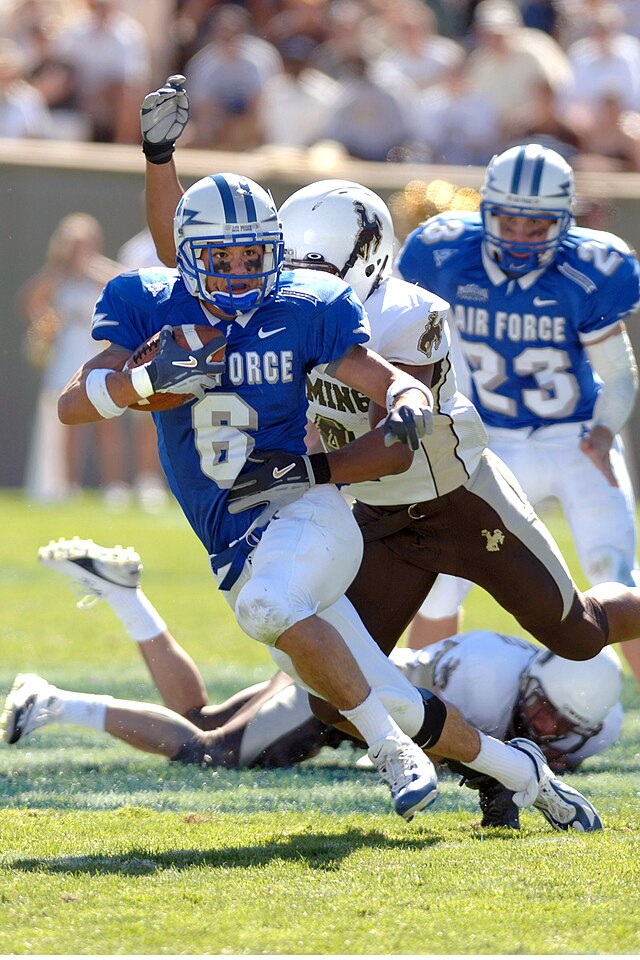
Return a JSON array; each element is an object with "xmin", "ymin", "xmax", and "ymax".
[{"xmin": 123, "ymin": 323, "xmax": 226, "ymax": 412}]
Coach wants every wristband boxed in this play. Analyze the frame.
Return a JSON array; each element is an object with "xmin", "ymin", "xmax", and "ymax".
[
  {"xmin": 85, "ymin": 369, "xmax": 126, "ymax": 419},
  {"xmin": 142, "ymin": 140, "xmax": 175, "ymax": 165},
  {"xmin": 308, "ymin": 452, "xmax": 331, "ymax": 484},
  {"xmin": 385, "ymin": 373, "xmax": 432, "ymax": 412},
  {"xmin": 130, "ymin": 364, "xmax": 154, "ymax": 399}
]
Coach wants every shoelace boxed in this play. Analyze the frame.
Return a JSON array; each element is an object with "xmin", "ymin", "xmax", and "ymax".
[{"xmin": 378, "ymin": 747, "xmax": 419, "ymax": 789}]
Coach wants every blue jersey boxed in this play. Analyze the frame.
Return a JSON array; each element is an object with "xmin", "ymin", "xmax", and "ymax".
[
  {"xmin": 92, "ymin": 267, "xmax": 369, "ymax": 556},
  {"xmin": 396, "ymin": 213, "xmax": 640, "ymax": 429}
]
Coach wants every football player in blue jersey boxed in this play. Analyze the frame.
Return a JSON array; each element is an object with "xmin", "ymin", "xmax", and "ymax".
[
  {"xmin": 397, "ymin": 142, "xmax": 640, "ymax": 685},
  {"xmin": 56, "ymin": 167, "xmax": 451, "ymax": 822}
]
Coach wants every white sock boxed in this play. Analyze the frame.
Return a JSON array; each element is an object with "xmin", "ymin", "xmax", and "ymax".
[
  {"xmin": 340, "ymin": 690, "xmax": 404, "ymax": 748},
  {"xmin": 464, "ymin": 734, "xmax": 535, "ymax": 793},
  {"xmin": 103, "ymin": 586, "xmax": 167, "ymax": 642},
  {"xmin": 54, "ymin": 690, "xmax": 112, "ymax": 731}
]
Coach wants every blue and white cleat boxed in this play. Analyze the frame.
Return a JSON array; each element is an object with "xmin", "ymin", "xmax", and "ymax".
[
  {"xmin": 38, "ymin": 537, "xmax": 141, "ymax": 605},
  {"xmin": 508, "ymin": 737, "xmax": 602, "ymax": 832},
  {"xmin": 368, "ymin": 735, "xmax": 439, "ymax": 821}
]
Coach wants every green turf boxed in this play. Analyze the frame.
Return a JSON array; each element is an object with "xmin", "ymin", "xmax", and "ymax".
[{"xmin": 0, "ymin": 490, "xmax": 639, "ymax": 955}]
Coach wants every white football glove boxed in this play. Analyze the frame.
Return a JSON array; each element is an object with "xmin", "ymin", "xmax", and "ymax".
[{"xmin": 141, "ymin": 75, "xmax": 189, "ymax": 163}]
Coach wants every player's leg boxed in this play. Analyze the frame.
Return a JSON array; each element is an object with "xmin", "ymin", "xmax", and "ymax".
[
  {"xmin": 294, "ymin": 591, "xmax": 553, "ymax": 814},
  {"xmin": 0, "ymin": 672, "xmax": 199, "ymax": 758},
  {"xmin": 556, "ymin": 435, "xmax": 640, "ymax": 684},
  {"xmin": 227, "ymin": 486, "xmax": 439, "ymax": 820},
  {"xmin": 38, "ymin": 537, "xmax": 209, "ymax": 717}
]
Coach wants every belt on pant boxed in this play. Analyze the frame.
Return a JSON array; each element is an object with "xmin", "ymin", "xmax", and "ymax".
[{"xmin": 357, "ymin": 485, "xmax": 467, "ymax": 543}]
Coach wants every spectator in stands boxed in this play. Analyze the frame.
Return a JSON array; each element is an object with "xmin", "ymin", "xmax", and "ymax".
[
  {"xmin": 406, "ymin": 51, "xmax": 500, "ymax": 165},
  {"xmin": 318, "ymin": 52, "xmax": 414, "ymax": 161},
  {"xmin": 563, "ymin": 3, "xmax": 640, "ymax": 117},
  {"xmin": 308, "ymin": 0, "xmax": 371, "ymax": 80},
  {"xmin": 0, "ymin": 37, "xmax": 52, "ymax": 138},
  {"xmin": 183, "ymin": 4, "xmax": 282, "ymax": 150},
  {"xmin": 371, "ymin": 0, "xmax": 464, "ymax": 92},
  {"xmin": 465, "ymin": 0, "xmax": 573, "ymax": 140},
  {"xmin": 504, "ymin": 77, "xmax": 582, "ymax": 157},
  {"xmin": 49, "ymin": 0, "xmax": 151, "ymax": 143},
  {"xmin": 572, "ymin": 90, "xmax": 640, "ymax": 173},
  {"xmin": 258, "ymin": 35, "xmax": 340, "ymax": 148}
]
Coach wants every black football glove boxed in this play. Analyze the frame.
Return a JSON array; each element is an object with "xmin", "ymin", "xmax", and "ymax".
[
  {"xmin": 141, "ymin": 75, "xmax": 189, "ymax": 164},
  {"xmin": 383, "ymin": 404, "xmax": 433, "ymax": 451},
  {"xmin": 227, "ymin": 450, "xmax": 331, "ymax": 525},
  {"xmin": 145, "ymin": 326, "xmax": 226, "ymax": 396}
]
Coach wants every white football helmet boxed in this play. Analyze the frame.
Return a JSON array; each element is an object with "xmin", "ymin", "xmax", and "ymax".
[
  {"xmin": 480, "ymin": 143, "xmax": 575, "ymax": 276},
  {"xmin": 278, "ymin": 179, "xmax": 394, "ymax": 302},
  {"xmin": 516, "ymin": 647, "xmax": 623, "ymax": 746},
  {"xmin": 174, "ymin": 173, "xmax": 284, "ymax": 315}
]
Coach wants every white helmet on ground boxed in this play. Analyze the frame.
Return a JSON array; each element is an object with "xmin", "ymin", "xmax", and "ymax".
[
  {"xmin": 174, "ymin": 173, "xmax": 284, "ymax": 315},
  {"xmin": 516, "ymin": 647, "xmax": 623, "ymax": 745},
  {"xmin": 480, "ymin": 142, "xmax": 575, "ymax": 276},
  {"xmin": 279, "ymin": 179, "xmax": 394, "ymax": 302}
]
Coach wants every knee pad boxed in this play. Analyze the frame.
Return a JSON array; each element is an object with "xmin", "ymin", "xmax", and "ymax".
[
  {"xmin": 583, "ymin": 548, "xmax": 636, "ymax": 588},
  {"xmin": 413, "ymin": 688, "xmax": 447, "ymax": 749},
  {"xmin": 235, "ymin": 580, "xmax": 297, "ymax": 646}
]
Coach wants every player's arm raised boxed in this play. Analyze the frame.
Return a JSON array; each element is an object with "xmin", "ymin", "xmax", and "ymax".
[{"xmin": 141, "ymin": 75, "xmax": 190, "ymax": 266}]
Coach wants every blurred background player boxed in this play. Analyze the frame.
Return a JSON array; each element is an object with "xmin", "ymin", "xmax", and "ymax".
[
  {"xmin": 1, "ymin": 537, "xmax": 621, "ymax": 831},
  {"xmin": 397, "ymin": 142, "xmax": 640, "ymax": 687},
  {"xmin": 20, "ymin": 211, "xmax": 128, "ymax": 506}
]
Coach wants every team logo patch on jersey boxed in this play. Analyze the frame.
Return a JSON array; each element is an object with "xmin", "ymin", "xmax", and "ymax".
[
  {"xmin": 482, "ymin": 528, "xmax": 505, "ymax": 552},
  {"xmin": 457, "ymin": 283, "xmax": 489, "ymax": 303},
  {"xmin": 417, "ymin": 310, "xmax": 444, "ymax": 358}
]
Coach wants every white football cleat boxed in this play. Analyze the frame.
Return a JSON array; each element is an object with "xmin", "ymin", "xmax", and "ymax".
[
  {"xmin": 38, "ymin": 537, "xmax": 141, "ymax": 606},
  {"xmin": 508, "ymin": 737, "xmax": 602, "ymax": 832},
  {"xmin": 368, "ymin": 735, "xmax": 439, "ymax": 821},
  {"xmin": 1, "ymin": 674, "xmax": 62, "ymax": 744}
]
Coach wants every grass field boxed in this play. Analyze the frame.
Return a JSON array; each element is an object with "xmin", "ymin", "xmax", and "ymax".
[{"xmin": 0, "ymin": 489, "xmax": 639, "ymax": 955}]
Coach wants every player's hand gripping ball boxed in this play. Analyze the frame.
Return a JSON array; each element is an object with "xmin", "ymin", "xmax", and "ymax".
[{"xmin": 124, "ymin": 323, "xmax": 226, "ymax": 411}]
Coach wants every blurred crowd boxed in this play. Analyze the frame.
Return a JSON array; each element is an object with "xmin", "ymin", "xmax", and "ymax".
[{"xmin": 1, "ymin": 0, "xmax": 640, "ymax": 171}]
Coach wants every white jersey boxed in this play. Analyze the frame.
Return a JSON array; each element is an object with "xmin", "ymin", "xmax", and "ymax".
[
  {"xmin": 391, "ymin": 630, "xmax": 623, "ymax": 767},
  {"xmin": 306, "ymin": 276, "xmax": 488, "ymax": 504}
]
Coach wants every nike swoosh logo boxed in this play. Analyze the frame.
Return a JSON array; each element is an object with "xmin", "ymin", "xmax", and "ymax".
[
  {"xmin": 273, "ymin": 463, "xmax": 296, "ymax": 479},
  {"xmin": 533, "ymin": 297, "xmax": 557, "ymax": 307},
  {"xmin": 258, "ymin": 326, "xmax": 286, "ymax": 339},
  {"xmin": 172, "ymin": 356, "xmax": 198, "ymax": 368}
]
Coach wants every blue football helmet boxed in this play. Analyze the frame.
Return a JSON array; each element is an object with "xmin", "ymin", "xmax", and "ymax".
[
  {"xmin": 174, "ymin": 173, "xmax": 284, "ymax": 315},
  {"xmin": 480, "ymin": 143, "xmax": 575, "ymax": 276}
]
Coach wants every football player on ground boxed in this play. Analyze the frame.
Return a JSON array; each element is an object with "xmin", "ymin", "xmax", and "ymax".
[
  {"xmin": 396, "ymin": 143, "xmax": 640, "ymax": 687},
  {"xmin": 2, "ymin": 538, "xmax": 622, "ymax": 831}
]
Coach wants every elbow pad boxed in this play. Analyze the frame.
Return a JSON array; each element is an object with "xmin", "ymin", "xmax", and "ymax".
[{"xmin": 586, "ymin": 329, "xmax": 639, "ymax": 435}]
